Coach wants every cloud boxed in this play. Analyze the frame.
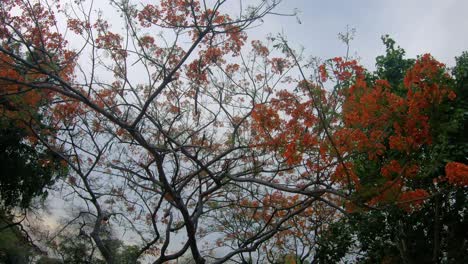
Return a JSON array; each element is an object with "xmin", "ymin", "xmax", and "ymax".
[{"xmin": 247, "ymin": 0, "xmax": 468, "ymax": 68}]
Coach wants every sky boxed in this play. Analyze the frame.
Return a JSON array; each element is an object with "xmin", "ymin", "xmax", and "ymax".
[{"xmin": 244, "ymin": 0, "xmax": 468, "ymax": 69}]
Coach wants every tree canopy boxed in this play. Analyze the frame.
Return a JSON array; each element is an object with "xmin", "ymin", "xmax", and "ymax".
[{"xmin": 0, "ymin": 0, "xmax": 466, "ymax": 263}]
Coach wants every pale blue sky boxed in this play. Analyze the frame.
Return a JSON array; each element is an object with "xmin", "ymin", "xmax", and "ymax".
[{"xmin": 247, "ymin": 0, "xmax": 468, "ymax": 69}]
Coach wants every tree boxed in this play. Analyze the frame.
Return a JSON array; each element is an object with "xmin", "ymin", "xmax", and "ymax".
[
  {"xmin": 0, "ymin": 210, "xmax": 36, "ymax": 264},
  {"xmin": 0, "ymin": 45, "xmax": 67, "ymax": 210},
  {"xmin": 45, "ymin": 224, "xmax": 140, "ymax": 264},
  {"xmin": 0, "ymin": 17, "xmax": 68, "ymax": 264},
  {"xmin": 315, "ymin": 37, "xmax": 468, "ymax": 264},
  {"xmin": 0, "ymin": 1, "xmax": 466, "ymax": 263},
  {"xmin": 1, "ymin": 1, "xmax": 328, "ymax": 263},
  {"xmin": 0, "ymin": 113, "xmax": 66, "ymax": 210}
]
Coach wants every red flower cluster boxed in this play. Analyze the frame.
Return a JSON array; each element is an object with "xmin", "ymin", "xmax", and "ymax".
[
  {"xmin": 251, "ymin": 89, "xmax": 319, "ymax": 165},
  {"xmin": 445, "ymin": 162, "xmax": 468, "ymax": 186},
  {"xmin": 248, "ymin": 49, "xmax": 460, "ymax": 211},
  {"xmin": 398, "ymin": 189, "xmax": 429, "ymax": 212}
]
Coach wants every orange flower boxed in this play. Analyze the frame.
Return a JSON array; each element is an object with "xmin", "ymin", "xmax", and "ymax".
[
  {"xmin": 448, "ymin": 90, "xmax": 457, "ymax": 100},
  {"xmin": 318, "ymin": 64, "xmax": 328, "ymax": 82},
  {"xmin": 445, "ymin": 162, "xmax": 468, "ymax": 186},
  {"xmin": 398, "ymin": 189, "xmax": 429, "ymax": 212}
]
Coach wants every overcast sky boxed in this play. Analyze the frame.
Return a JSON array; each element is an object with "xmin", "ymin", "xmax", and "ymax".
[{"xmin": 245, "ymin": 0, "xmax": 468, "ymax": 69}]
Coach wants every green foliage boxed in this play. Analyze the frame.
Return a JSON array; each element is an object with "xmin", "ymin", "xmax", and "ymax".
[
  {"xmin": 37, "ymin": 257, "xmax": 63, "ymax": 264},
  {"xmin": 0, "ymin": 120, "xmax": 66, "ymax": 209},
  {"xmin": 117, "ymin": 245, "xmax": 141, "ymax": 264},
  {"xmin": 50, "ymin": 226, "xmax": 141, "ymax": 264},
  {"xmin": 450, "ymin": 51, "xmax": 468, "ymax": 159},
  {"xmin": 0, "ymin": 211, "xmax": 35, "ymax": 264},
  {"xmin": 453, "ymin": 51, "xmax": 468, "ymax": 85},
  {"xmin": 374, "ymin": 35, "xmax": 415, "ymax": 90},
  {"xmin": 315, "ymin": 221, "xmax": 353, "ymax": 263},
  {"xmin": 318, "ymin": 190, "xmax": 468, "ymax": 263},
  {"xmin": 55, "ymin": 236, "xmax": 104, "ymax": 264}
]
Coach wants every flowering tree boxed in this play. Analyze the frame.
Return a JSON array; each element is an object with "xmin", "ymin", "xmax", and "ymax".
[
  {"xmin": 314, "ymin": 37, "xmax": 468, "ymax": 264},
  {"xmin": 1, "ymin": 0, "xmax": 337, "ymax": 262},
  {"xmin": 1, "ymin": 1, "xmax": 467, "ymax": 263}
]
